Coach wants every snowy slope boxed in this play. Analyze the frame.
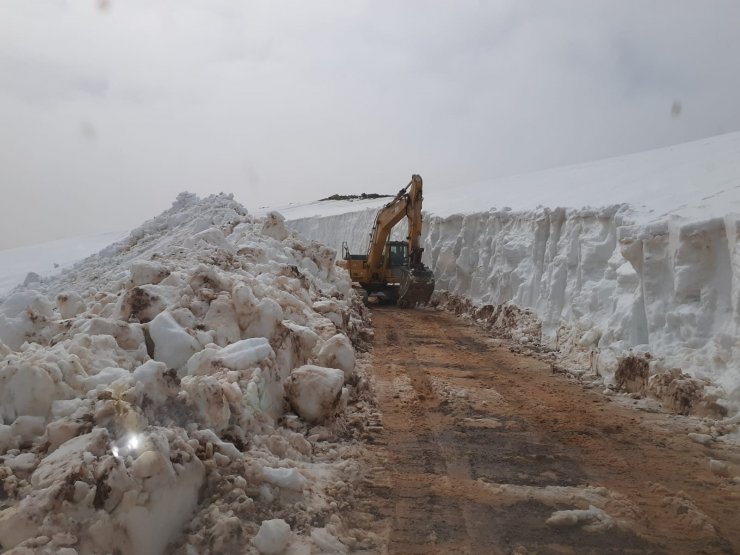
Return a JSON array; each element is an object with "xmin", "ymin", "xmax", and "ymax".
[
  {"xmin": 268, "ymin": 131, "xmax": 740, "ymax": 223},
  {"xmin": 286, "ymin": 132, "xmax": 740, "ymax": 415},
  {"xmin": 0, "ymin": 230, "xmax": 129, "ymax": 297},
  {"xmin": 0, "ymin": 193, "xmax": 375, "ymax": 554}
]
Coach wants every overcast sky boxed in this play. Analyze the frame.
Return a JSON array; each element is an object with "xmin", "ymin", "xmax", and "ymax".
[{"xmin": 2, "ymin": 1, "xmax": 740, "ymax": 249}]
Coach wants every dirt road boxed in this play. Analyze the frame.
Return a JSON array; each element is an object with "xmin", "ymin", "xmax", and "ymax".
[{"xmin": 363, "ymin": 308, "xmax": 740, "ymax": 555}]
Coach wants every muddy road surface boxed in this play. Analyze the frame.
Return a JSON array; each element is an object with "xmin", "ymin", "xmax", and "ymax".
[{"xmin": 362, "ymin": 308, "xmax": 740, "ymax": 555}]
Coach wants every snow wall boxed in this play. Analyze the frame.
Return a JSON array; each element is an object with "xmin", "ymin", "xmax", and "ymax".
[{"xmin": 287, "ymin": 206, "xmax": 740, "ymax": 412}]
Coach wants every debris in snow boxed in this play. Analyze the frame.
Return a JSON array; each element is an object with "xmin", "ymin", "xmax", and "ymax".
[
  {"xmin": 688, "ymin": 432, "xmax": 714, "ymax": 446},
  {"xmin": 0, "ymin": 192, "xmax": 380, "ymax": 554},
  {"xmin": 614, "ymin": 355, "xmax": 650, "ymax": 394},
  {"xmin": 546, "ymin": 505, "xmax": 617, "ymax": 532},
  {"xmin": 647, "ymin": 369, "xmax": 727, "ymax": 418},
  {"xmin": 429, "ymin": 292, "xmax": 543, "ymax": 347},
  {"xmin": 652, "ymin": 482, "xmax": 718, "ymax": 534},
  {"xmin": 709, "ymin": 458, "xmax": 732, "ymax": 478}
]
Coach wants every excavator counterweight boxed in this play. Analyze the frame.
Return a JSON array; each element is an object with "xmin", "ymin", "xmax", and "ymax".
[{"xmin": 340, "ymin": 175, "xmax": 435, "ymax": 307}]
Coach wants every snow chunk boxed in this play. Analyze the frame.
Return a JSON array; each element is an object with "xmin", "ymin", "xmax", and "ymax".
[
  {"xmin": 129, "ymin": 259, "xmax": 169, "ymax": 286},
  {"xmin": 261, "ymin": 466, "xmax": 307, "ymax": 491},
  {"xmin": 252, "ymin": 518, "xmax": 291, "ymax": 554},
  {"xmin": 73, "ymin": 317, "xmax": 145, "ymax": 351},
  {"xmin": 181, "ymin": 376, "xmax": 231, "ymax": 432},
  {"xmin": 31, "ymin": 429, "xmax": 108, "ymax": 488},
  {"xmin": 83, "ymin": 366, "xmax": 131, "ymax": 390},
  {"xmin": 688, "ymin": 432, "xmax": 714, "ymax": 446},
  {"xmin": 311, "ymin": 527, "xmax": 347, "ymax": 553},
  {"xmin": 184, "ymin": 227, "xmax": 234, "ymax": 252},
  {"xmin": 0, "ymin": 290, "xmax": 54, "ymax": 349},
  {"xmin": 115, "ymin": 285, "xmax": 169, "ymax": 323},
  {"xmin": 11, "ymin": 415, "xmax": 46, "ymax": 442},
  {"xmin": 119, "ymin": 440, "xmax": 204, "ymax": 555},
  {"xmin": 56, "ymin": 291, "xmax": 86, "ymax": 319},
  {"xmin": 6, "ymin": 452, "xmax": 37, "ymax": 472},
  {"xmin": 131, "ymin": 449, "xmax": 170, "ymax": 479},
  {"xmin": 709, "ymin": 458, "xmax": 732, "ymax": 477},
  {"xmin": 261, "ymin": 212, "xmax": 290, "ymax": 241},
  {"xmin": 282, "ymin": 321, "xmax": 319, "ymax": 352},
  {"xmin": 50, "ymin": 398, "xmax": 86, "ymax": 418},
  {"xmin": 192, "ymin": 428, "xmax": 243, "ymax": 459},
  {"xmin": 203, "ymin": 293, "xmax": 240, "ymax": 346},
  {"xmin": 285, "ymin": 365, "xmax": 344, "ymax": 423},
  {"xmin": 149, "ymin": 310, "xmax": 201, "ymax": 370},
  {"xmin": 1, "ymin": 290, "xmax": 54, "ymax": 319},
  {"xmin": 217, "ymin": 337, "xmax": 273, "ymax": 371},
  {"xmin": 0, "ymin": 362, "xmax": 57, "ymax": 422},
  {"xmin": 546, "ymin": 505, "xmax": 616, "ymax": 532},
  {"xmin": 132, "ymin": 360, "xmax": 172, "ymax": 404},
  {"xmin": 0, "ymin": 424, "xmax": 15, "ymax": 453},
  {"xmin": 317, "ymin": 333, "xmax": 356, "ymax": 379},
  {"xmin": 245, "ymin": 298, "xmax": 284, "ymax": 340}
]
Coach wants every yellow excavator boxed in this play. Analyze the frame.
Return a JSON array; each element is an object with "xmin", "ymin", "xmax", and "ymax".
[{"xmin": 340, "ymin": 174, "xmax": 435, "ymax": 307}]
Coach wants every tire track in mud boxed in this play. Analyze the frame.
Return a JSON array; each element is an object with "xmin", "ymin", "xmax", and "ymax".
[{"xmin": 365, "ymin": 308, "xmax": 740, "ymax": 555}]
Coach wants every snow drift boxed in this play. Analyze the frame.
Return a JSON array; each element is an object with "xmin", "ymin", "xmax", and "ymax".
[
  {"xmin": 286, "ymin": 132, "xmax": 740, "ymax": 415},
  {"xmin": 0, "ymin": 193, "xmax": 373, "ymax": 554}
]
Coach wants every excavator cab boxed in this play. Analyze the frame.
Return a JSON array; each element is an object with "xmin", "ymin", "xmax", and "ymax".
[{"xmin": 387, "ymin": 241, "xmax": 408, "ymax": 268}]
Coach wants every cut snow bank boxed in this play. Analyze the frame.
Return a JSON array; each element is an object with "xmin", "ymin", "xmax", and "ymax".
[
  {"xmin": 0, "ymin": 193, "xmax": 374, "ymax": 554},
  {"xmin": 287, "ymin": 132, "xmax": 740, "ymax": 415}
]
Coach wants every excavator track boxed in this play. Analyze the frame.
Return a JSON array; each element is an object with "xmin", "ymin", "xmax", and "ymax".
[{"xmin": 397, "ymin": 266, "xmax": 435, "ymax": 308}]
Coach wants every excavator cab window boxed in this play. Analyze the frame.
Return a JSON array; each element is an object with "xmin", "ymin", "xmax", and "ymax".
[{"xmin": 388, "ymin": 241, "xmax": 408, "ymax": 268}]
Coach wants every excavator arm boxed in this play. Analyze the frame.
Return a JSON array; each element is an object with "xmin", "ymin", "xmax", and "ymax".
[{"xmin": 367, "ymin": 174, "xmax": 424, "ymax": 272}]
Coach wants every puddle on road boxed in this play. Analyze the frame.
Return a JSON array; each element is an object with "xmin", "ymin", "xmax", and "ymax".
[{"xmin": 441, "ymin": 415, "xmax": 585, "ymax": 487}]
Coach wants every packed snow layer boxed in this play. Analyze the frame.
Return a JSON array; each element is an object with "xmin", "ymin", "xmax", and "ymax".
[
  {"xmin": 0, "ymin": 193, "xmax": 373, "ymax": 554},
  {"xmin": 287, "ymin": 132, "xmax": 740, "ymax": 414}
]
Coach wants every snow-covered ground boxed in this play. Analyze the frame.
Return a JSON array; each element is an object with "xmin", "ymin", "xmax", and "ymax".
[
  {"xmin": 286, "ymin": 132, "xmax": 740, "ymax": 416},
  {"xmin": 0, "ymin": 231, "xmax": 129, "ymax": 298},
  {"xmin": 0, "ymin": 193, "xmax": 378, "ymax": 554}
]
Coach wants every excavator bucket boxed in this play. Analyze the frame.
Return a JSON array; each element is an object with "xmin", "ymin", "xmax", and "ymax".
[{"xmin": 397, "ymin": 266, "xmax": 435, "ymax": 308}]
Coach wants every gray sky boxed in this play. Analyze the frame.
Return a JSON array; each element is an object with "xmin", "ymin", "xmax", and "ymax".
[{"xmin": 2, "ymin": 1, "xmax": 740, "ymax": 249}]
